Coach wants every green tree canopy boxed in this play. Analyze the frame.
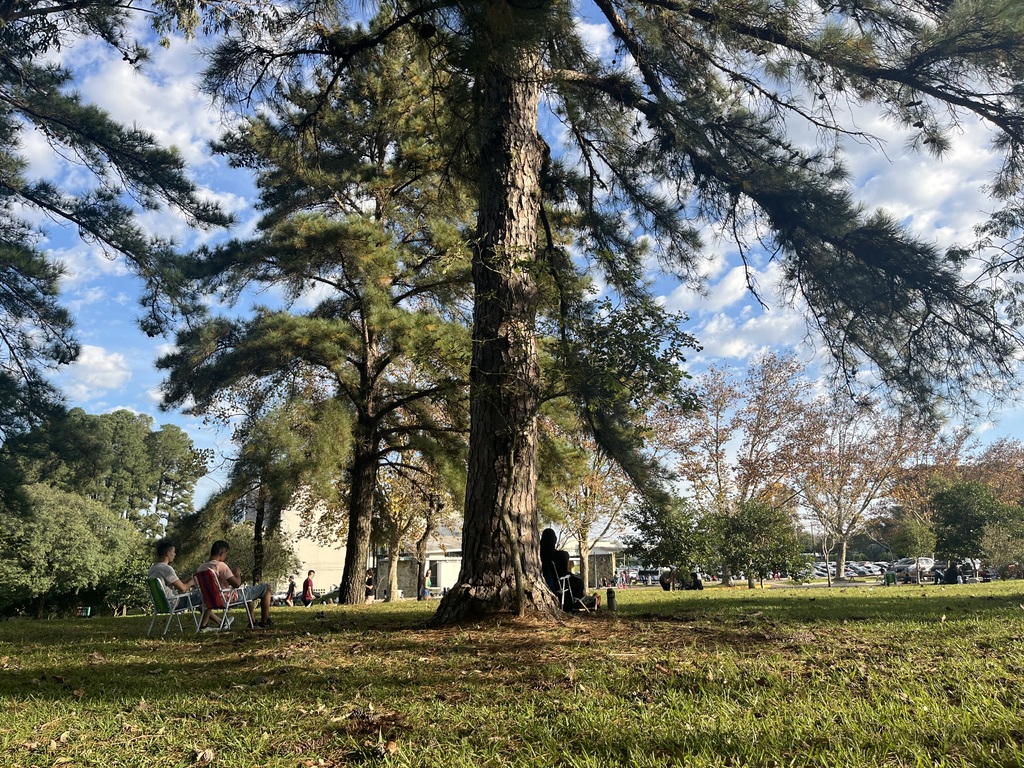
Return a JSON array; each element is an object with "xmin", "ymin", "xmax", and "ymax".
[
  {"xmin": 0, "ymin": 483, "xmax": 140, "ymax": 617},
  {"xmin": 932, "ymin": 480, "xmax": 1005, "ymax": 560},
  {"xmin": 6, "ymin": 408, "xmax": 208, "ymax": 537},
  {"xmin": 718, "ymin": 500, "xmax": 803, "ymax": 586},
  {"xmin": 181, "ymin": 0, "xmax": 1024, "ymax": 621},
  {"xmin": 623, "ymin": 498, "xmax": 711, "ymax": 572}
]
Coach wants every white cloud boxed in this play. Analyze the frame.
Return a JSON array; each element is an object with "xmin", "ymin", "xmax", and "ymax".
[
  {"xmin": 574, "ymin": 19, "xmax": 614, "ymax": 58},
  {"xmin": 60, "ymin": 345, "xmax": 132, "ymax": 400},
  {"xmin": 73, "ymin": 35, "xmax": 225, "ymax": 167},
  {"xmin": 65, "ymin": 286, "xmax": 107, "ymax": 311},
  {"xmin": 665, "ymin": 264, "xmax": 751, "ymax": 314},
  {"xmin": 51, "ymin": 244, "xmax": 132, "ymax": 289}
]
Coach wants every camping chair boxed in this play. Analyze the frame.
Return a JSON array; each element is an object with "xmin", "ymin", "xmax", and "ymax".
[
  {"xmin": 146, "ymin": 578, "xmax": 201, "ymax": 637},
  {"xmin": 542, "ymin": 559, "xmax": 580, "ymax": 612},
  {"xmin": 194, "ymin": 569, "xmax": 255, "ymax": 631}
]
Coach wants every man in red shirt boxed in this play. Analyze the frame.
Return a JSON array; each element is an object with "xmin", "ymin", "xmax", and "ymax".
[
  {"xmin": 302, "ymin": 570, "xmax": 315, "ymax": 606},
  {"xmin": 196, "ymin": 540, "xmax": 273, "ymax": 629}
]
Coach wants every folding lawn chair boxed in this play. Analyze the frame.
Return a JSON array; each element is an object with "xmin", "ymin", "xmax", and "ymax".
[
  {"xmin": 194, "ymin": 569, "xmax": 255, "ymax": 631},
  {"xmin": 146, "ymin": 578, "xmax": 201, "ymax": 637}
]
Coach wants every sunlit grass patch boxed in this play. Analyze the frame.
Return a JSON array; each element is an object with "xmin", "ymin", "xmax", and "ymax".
[{"xmin": 2, "ymin": 582, "xmax": 1024, "ymax": 766}]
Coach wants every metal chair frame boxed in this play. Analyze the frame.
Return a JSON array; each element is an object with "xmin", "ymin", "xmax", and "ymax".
[
  {"xmin": 146, "ymin": 578, "xmax": 201, "ymax": 637},
  {"xmin": 194, "ymin": 569, "xmax": 255, "ymax": 631}
]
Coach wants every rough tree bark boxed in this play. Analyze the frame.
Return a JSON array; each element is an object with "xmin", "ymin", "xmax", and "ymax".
[
  {"xmin": 338, "ymin": 423, "xmax": 380, "ymax": 604},
  {"xmin": 252, "ymin": 482, "xmax": 267, "ymax": 584},
  {"xmin": 431, "ymin": 40, "xmax": 560, "ymax": 623}
]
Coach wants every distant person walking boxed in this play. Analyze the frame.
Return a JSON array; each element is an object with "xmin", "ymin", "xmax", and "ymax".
[
  {"xmin": 365, "ymin": 569, "xmax": 375, "ymax": 602},
  {"xmin": 302, "ymin": 570, "xmax": 315, "ymax": 606},
  {"xmin": 285, "ymin": 575, "xmax": 296, "ymax": 606}
]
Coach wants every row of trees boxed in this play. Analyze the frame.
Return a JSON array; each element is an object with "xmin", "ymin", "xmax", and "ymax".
[
  {"xmin": 0, "ymin": 410, "xmax": 211, "ymax": 616},
  {"xmin": 5, "ymin": 0, "xmax": 1024, "ymax": 622},
  {"xmin": 624, "ymin": 354, "xmax": 1024, "ymax": 585}
]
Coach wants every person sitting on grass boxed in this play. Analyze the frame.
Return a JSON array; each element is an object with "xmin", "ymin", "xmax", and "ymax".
[{"xmin": 196, "ymin": 539, "xmax": 273, "ymax": 629}]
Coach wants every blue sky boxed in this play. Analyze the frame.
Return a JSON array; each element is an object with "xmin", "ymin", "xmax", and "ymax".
[{"xmin": 35, "ymin": 20, "xmax": 1024, "ymax": 504}]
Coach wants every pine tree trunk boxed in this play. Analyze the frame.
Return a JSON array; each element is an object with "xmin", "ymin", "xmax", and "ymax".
[
  {"xmin": 432, "ymin": 41, "xmax": 559, "ymax": 625},
  {"xmin": 252, "ymin": 483, "xmax": 266, "ymax": 584},
  {"xmin": 339, "ymin": 433, "xmax": 378, "ymax": 604}
]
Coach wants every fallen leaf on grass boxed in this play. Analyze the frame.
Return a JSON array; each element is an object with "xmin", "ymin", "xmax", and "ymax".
[
  {"xmin": 71, "ymin": 689, "xmax": 85, "ymax": 698},
  {"xmin": 58, "ymin": 731, "xmax": 70, "ymax": 743},
  {"xmin": 191, "ymin": 747, "xmax": 215, "ymax": 764},
  {"xmin": 372, "ymin": 740, "xmax": 399, "ymax": 758},
  {"xmin": 87, "ymin": 652, "xmax": 107, "ymax": 664}
]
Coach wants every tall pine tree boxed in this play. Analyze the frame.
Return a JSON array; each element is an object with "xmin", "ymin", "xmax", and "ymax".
[
  {"xmin": 160, "ymin": 23, "xmax": 473, "ymax": 603},
  {"xmin": 189, "ymin": 0, "xmax": 1024, "ymax": 621}
]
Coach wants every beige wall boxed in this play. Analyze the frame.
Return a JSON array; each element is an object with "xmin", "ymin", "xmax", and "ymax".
[{"xmin": 273, "ymin": 507, "xmax": 347, "ymax": 595}]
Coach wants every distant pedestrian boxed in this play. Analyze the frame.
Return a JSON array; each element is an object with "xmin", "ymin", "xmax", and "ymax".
[
  {"xmin": 285, "ymin": 575, "xmax": 296, "ymax": 606},
  {"xmin": 302, "ymin": 570, "xmax": 315, "ymax": 606},
  {"xmin": 365, "ymin": 569, "xmax": 375, "ymax": 602}
]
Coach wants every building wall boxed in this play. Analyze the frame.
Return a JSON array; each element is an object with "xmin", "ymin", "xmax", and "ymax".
[
  {"xmin": 273, "ymin": 507, "xmax": 347, "ymax": 595},
  {"xmin": 376, "ymin": 557, "xmax": 461, "ymax": 599},
  {"xmin": 587, "ymin": 553, "xmax": 617, "ymax": 588}
]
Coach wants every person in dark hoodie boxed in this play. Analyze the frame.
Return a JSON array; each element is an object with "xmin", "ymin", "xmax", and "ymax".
[{"xmin": 539, "ymin": 527, "xmax": 599, "ymax": 611}]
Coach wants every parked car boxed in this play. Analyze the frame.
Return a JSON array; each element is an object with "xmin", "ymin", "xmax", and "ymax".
[
  {"xmin": 907, "ymin": 563, "xmax": 936, "ymax": 580},
  {"xmin": 893, "ymin": 557, "xmax": 934, "ymax": 573}
]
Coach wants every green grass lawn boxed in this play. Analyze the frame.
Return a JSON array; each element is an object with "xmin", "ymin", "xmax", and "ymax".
[{"xmin": 3, "ymin": 581, "xmax": 1024, "ymax": 767}]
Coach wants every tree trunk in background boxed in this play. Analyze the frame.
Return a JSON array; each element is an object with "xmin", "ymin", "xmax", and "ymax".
[
  {"xmin": 386, "ymin": 537, "xmax": 400, "ymax": 602},
  {"xmin": 578, "ymin": 539, "xmax": 591, "ymax": 589},
  {"xmin": 432, "ymin": 42, "xmax": 559, "ymax": 624},
  {"xmin": 338, "ymin": 427, "xmax": 379, "ymax": 604},
  {"xmin": 415, "ymin": 506, "xmax": 437, "ymax": 601},
  {"xmin": 252, "ymin": 483, "xmax": 266, "ymax": 583},
  {"xmin": 836, "ymin": 539, "xmax": 849, "ymax": 582}
]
